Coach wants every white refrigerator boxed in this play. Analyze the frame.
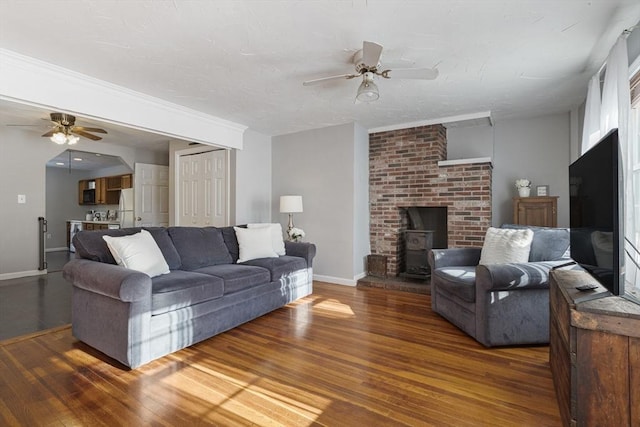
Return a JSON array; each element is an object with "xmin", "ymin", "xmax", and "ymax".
[{"xmin": 119, "ymin": 188, "xmax": 135, "ymax": 228}]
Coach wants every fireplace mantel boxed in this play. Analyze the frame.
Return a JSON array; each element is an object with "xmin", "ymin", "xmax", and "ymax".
[{"xmin": 437, "ymin": 157, "xmax": 492, "ymax": 167}]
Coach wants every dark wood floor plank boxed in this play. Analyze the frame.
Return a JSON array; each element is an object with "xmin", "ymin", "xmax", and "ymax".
[{"xmin": 0, "ymin": 282, "xmax": 560, "ymax": 426}]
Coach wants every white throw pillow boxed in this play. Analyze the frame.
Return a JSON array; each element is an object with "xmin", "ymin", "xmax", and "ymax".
[
  {"xmin": 102, "ymin": 230, "xmax": 170, "ymax": 278},
  {"xmin": 247, "ymin": 223, "xmax": 286, "ymax": 256},
  {"xmin": 479, "ymin": 227, "xmax": 534, "ymax": 265},
  {"xmin": 234, "ymin": 226, "xmax": 279, "ymax": 262}
]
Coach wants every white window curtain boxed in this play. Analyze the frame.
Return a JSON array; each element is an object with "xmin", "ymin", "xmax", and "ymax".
[
  {"xmin": 583, "ymin": 34, "xmax": 639, "ymax": 292},
  {"xmin": 630, "ymin": 104, "xmax": 639, "ymax": 290},
  {"xmin": 600, "ymin": 36, "xmax": 630, "ymax": 141},
  {"xmin": 581, "ymin": 74, "xmax": 601, "ymax": 153}
]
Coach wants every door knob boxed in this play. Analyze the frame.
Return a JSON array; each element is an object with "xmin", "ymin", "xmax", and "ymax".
[{"xmin": 136, "ymin": 217, "xmax": 142, "ymax": 221}]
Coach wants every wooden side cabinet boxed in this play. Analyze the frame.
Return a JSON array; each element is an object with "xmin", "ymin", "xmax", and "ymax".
[
  {"xmin": 513, "ymin": 196, "xmax": 557, "ymax": 227},
  {"xmin": 549, "ymin": 270, "xmax": 640, "ymax": 426}
]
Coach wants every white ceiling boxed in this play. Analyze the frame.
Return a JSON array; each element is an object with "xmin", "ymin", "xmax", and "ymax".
[{"xmin": 1, "ymin": 0, "xmax": 639, "ymax": 140}]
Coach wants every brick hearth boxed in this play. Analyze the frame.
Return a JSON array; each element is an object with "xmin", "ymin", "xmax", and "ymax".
[{"xmin": 369, "ymin": 124, "xmax": 492, "ymax": 277}]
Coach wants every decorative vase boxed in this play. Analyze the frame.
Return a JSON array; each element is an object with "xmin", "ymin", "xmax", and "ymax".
[{"xmin": 518, "ymin": 187, "xmax": 531, "ymax": 197}]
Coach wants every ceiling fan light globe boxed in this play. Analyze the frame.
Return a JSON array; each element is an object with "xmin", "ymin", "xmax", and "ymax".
[
  {"xmin": 356, "ymin": 80, "xmax": 379, "ymax": 102},
  {"xmin": 67, "ymin": 135, "xmax": 79, "ymax": 145},
  {"xmin": 50, "ymin": 132, "xmax": 67, "ymax": 145}
]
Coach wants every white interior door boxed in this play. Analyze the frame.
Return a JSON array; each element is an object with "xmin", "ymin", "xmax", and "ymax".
[
  {"xmin": 178, "ymin": 149, "xmax": 228, "ymax": 227},
  {"xmin": 134, "ymin": 163, "xmax": 169, "ymax": 227},
  {"xmin": 179, "ymin": 154, "xmax": 200, "ymax": 226},
  {"xmin": 210, "ymin": 150, "xmax": 227, "ymax": 227}
]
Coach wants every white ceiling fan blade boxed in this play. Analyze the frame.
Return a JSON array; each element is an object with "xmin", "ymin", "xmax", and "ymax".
[
  {"xmin": 362, "ymin": 41, "xmax": 383, "ymax": 67},
  {"xmin": 386, "ymin": 67, "xmax": 439, "ymax": 80},
  {"xmin": 303, "ymin": 74, "xmax": 357, "ymax": 86}
]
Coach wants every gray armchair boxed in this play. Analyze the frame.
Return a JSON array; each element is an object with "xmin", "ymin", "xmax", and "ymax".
[{"xmin": 428, "ymin": 225, "xmax": 571, "ymax": 347}]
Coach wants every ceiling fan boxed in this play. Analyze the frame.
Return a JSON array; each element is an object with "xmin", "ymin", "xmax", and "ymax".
[
  {"xmin": 303, "ymin": 41, "xmax": 439, "ymax": 102},
  {"xmin": 42, "ymin": 113, "xmax": 107, "ymax": 145}
]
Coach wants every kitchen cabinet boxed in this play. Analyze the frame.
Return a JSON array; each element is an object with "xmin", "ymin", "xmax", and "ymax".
[
  {"xmin": 95, "ymin": 178, "xmax": 107, "ymax": 204},
  {"xmin": 78, "ymin": 178, "xmax": 105, "ymax": 204},
  {"xmin": 121, "ymin": 174, "xmax": 132, "ymax": 189},
  {"xmin": 79, "ymin": 173, "xmax": 132, "ymax": 205},
  {"xmin": 512, "ymin": 196, "xmax": 557, "ymax": 227},
  {"xmin": 82, "ymin": 222, "xmax": 111, "ymax": 230},
  {"xmin": 106, "ymin": 174, "xmax": 132, "ymax": 191},
  {"xmin": 78, "ymin": 180, "xmax": 85, "ymax": 205}
]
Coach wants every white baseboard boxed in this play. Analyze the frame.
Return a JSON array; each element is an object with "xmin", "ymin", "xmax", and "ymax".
[
  {"xmin": 46, "ymin": 247, "xmax": 68, "ymax": 252},
  {"xmin": 313, "ymin": 274, "xmax": 357, "ymax": 286},
  {"xmin": 0, "ymin": 269, "xmax": 47, "ymax": 282}
]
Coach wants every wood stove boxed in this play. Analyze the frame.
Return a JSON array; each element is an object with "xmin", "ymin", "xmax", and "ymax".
[
  {"xmin": 400, "ymin": 207, "xmax": 448, "ymax": 279},
  {"xmin": 402, "ymin": 230, "xmax": 434, "ymax": 279}
]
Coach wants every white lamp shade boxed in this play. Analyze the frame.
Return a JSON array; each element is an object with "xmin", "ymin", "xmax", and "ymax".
[{"xmin": 280, "ymin": 195, "xmax": 303, "ymax": 213}]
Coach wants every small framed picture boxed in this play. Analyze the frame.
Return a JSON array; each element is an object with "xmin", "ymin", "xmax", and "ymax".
[{"xmin": 536, "ymin": 185, "xmax": 549, "ymax": 196}]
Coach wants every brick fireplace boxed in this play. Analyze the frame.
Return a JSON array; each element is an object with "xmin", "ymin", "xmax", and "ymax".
[{"xmin": 369, "ymin": 124, "xmax": 492, "ymax": 277}]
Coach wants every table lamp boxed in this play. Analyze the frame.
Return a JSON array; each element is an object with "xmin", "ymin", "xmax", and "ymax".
[{"xmin": 279, "ymin": 195, "xmax": 303, "ymax": 236}]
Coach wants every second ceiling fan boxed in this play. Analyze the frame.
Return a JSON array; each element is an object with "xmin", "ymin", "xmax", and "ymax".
[
  {"xmin": 43, "ymin": 112, "xmax": 108, "ymax": 145},
  {"xmin": 303, "ymin": 41, "xmax": 439, "ymax": 102}
]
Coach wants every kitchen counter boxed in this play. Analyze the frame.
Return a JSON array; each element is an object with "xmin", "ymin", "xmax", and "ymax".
[
  {"xmin": 67, "ymin": 220, "xmax": 121, "ymax": 232},
  {"xmin": 68, "ymin": 220, "xmax": 121, "ymax": 251},
  {"xmin": 69, "ymin": 219, "xmax": 120, "ymax": 225},
  {"xmin": 75, "ymin": 220, "xmax": 120, "ymax": 225}
]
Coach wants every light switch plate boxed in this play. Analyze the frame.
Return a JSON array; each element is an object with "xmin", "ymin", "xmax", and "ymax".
[{"xmin": 18, "ymin": 194, "xmax": 26, "ymax": 204}]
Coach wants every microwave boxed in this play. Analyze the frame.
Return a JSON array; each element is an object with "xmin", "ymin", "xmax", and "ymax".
[{"xmin": 82, "ymin": 189, "xmax": 96, "ymax": 204}]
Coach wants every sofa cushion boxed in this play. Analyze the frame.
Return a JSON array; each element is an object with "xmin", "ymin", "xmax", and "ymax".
[
  {"xmin": 168, "ymin": 227, "xmax": 232, "ymax": 270},
  {"xmin": 432, "ymin": 266, "xmax": 477, "ymax": 303},
  {"xmin": 150, "ymin": 270, "xmax": 224, "ymax": 315},
  {"xmin": 194, "ymin": 264, "xmax": 271, "ymax": 294},
  {"xmin": 73, "ymin": 228, "xmax": 142, "ymax": 264},
  {"xmin": 502, "ymin": 224, "xmax": 570, "ymax": 262},
  {"xmin": 480, "ymin": 227, "xmax": 533, "ymax": 265},
  {"xmin": 220, "ymin": 225, "xmax": 242, "ymax": 263},
  {"xmin": 102, "ymin": 230, "xmax": 170, "ymax": 278},
  {"xmin": 144, "ymin": 227, "xmax": 182, "ymax": 270},
  {"xmin": 234, "ymin": 226, "xmax": 279, "ymax": 262},
  {"xmin": 242, "ymin": 255, "xmax": 307, "ymax": 282}
]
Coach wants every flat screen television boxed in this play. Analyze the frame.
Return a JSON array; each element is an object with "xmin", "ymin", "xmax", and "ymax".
[{"xmin": 569, "ymin": 128, "xmax": 624, "ymax": 296}]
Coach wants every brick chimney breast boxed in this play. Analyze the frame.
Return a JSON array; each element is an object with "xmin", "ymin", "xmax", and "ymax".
[{"xmin": 369, "ymin": 124, "xmax": 492, "ymax": 277}]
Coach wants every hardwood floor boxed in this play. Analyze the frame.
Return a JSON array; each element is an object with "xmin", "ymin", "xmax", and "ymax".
[{"xmin": 0, "ymin": 282, "xmax": 561, "ymax": 426}]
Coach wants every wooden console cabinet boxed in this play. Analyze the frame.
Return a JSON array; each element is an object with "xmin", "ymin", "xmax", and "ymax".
[
  {"xmin": 549, "ymin": 270, "xmax": 640, "ymax": 426},
  {"xmin": 513, "ymin": 196, "xmax": 557, "ymax": 227}
]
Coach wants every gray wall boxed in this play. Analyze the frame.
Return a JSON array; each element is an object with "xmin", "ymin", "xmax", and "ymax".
[
  {"xmin": 1, "ymin": 127, "xmax": 62, "ymax": 276},
  {"xmin": 447, "ymin": 112, "xmax": 571, "ymax": 228},
  {"xmin": 353, "ymin": 122, "xmax": 370, "ymax": 278},
  {"xmin": 446, "ymin": 124, "xmax": 494, "ymax": 160},
  {"xmin": 235, "ymin": 129, "xmax": 272, "ymax": 224},
  {"xmin": 272, "ymin": 123, "xmax": 366, "ymax": 283}
]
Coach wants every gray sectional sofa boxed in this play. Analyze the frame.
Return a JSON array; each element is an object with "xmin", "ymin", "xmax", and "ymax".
[{"xmin": 63, "ymin": 226, "xmax": 316, "ymax": 368}]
